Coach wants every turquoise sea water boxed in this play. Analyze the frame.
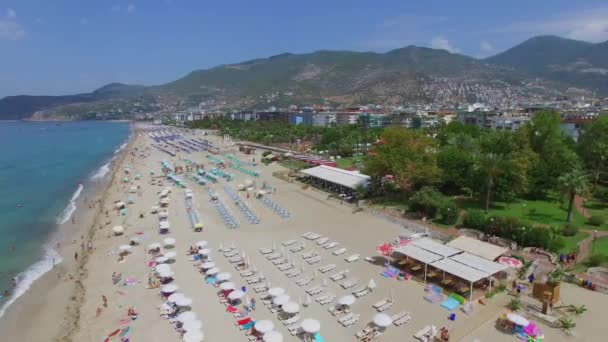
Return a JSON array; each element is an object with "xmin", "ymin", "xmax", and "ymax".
[{"xmin": 0, "ymin": 121, "xmax": 129, "ymax": 316}]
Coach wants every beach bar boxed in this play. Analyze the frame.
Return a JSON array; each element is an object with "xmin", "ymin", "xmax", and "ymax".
[{"xmin": 299, "ymin": 165, "xmax": 370, "ymax": 195}]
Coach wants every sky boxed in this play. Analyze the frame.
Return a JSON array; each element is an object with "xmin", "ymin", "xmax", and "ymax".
[{"xmin": 1, "ymin": 0, "xmax": 608, "ymax": 97}]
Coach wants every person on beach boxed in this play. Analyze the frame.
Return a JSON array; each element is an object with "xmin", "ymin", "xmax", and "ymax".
[
  {"xmin": 102, "ymin": 295, "xmax": 107, "ymax": 307},
  {"xmin": 72, "ymin": 216, "xmax": 75, "ymax": 224},
  {"xmin": 74, "ymin": 252, "xmax": 78, "ymax": 261},
  {"xmin": 250, "ymin": 298, "xmax": 256, "ymax": 311}
]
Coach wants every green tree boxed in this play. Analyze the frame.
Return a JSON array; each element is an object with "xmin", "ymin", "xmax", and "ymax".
[
  {"xmin": 558, "ymin": 167, "xmax": 588, "ymax": 222},
  {"xmin": 476, "ymin": 153, "xmax": 505, "ymax": 213},
  {"xmin": 577, "ymin": 115, "xmax": 608, "ymax": 191}
]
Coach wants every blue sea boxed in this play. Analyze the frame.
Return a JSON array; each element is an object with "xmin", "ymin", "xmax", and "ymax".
[{"xmin": 0, "ymin": 121, "xmax": 130, "ymax": 317}]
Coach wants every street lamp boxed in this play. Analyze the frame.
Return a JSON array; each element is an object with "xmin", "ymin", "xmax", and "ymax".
[{"xmin": 593, "ymin": 230, "xmax": 598, "ymax": 254}]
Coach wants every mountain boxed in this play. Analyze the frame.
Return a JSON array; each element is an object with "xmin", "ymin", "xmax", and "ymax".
[{"xmin": 485, "ymin": 35, "xmax": 608, "ymax": 93}]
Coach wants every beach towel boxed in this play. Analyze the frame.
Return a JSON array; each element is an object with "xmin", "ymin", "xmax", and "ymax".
[
  {"xmin": 118, "ymin": 318, "xmax": 132, "ymax": 325},
  {"xmin": 226, "ymin": 306, "xmax": 237, "ymax": 313},
  {"xmin": 206, "ymin": 276, "xmax": 217, "ymax": 284},
  {"xmin": 103, "ymin": 328, "xmax": 121, "ymax": 342},
  {"xmin": 123, "ymin": 278, "xmax": 139, "ymax": 286},
  {"xmin": 242, "ymin": 322, "xmax": 255, "ymax": 330},
  {"xmin": 236, "ymin": 318, "xmax": 251, "ymax": 325},
  {"xmin": 441, "ymin": 297, "xmax": 461, "ymax": 311},
  {"xmin": 314, "ymin": 333, "xmax": 326, "ymax": 342}
]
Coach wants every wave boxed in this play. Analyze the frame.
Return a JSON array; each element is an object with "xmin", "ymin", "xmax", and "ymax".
[
  {"xmin": 56, "ymin": 183, "xmax": 83, "ymax": 224},
  {"xmin": 0, "ymin": 245, "xmax": 63, "ymax": 319},
  {"xmin": 114, "ymin": 142, "xmax": 127, "ymax": 155},
  {"xmin": 90, "ymin": 162, "xmax": 111, "ymax": 181}
]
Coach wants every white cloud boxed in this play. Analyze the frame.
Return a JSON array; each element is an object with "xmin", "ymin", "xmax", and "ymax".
[
  {"xmin": 7, "ymin": 8, "xmax": 16, "ymax": 18},
  {"xmin": 0, "ymin": 20, "xmax": 25, "ymax": 40},
  {"xmin": 480, "ymin": 40, "xmax": 494, "ymax": 53},
  {"xmin": 503, "ymin": 8, "xmax": 608, "ymax": 43},
  {"xmin": 429, "ymin": 36, "xmax": 460, "ymax": 53},
  {"xmin": 126, "ymin": 4, "xmax": 136, "ymax": 13}
]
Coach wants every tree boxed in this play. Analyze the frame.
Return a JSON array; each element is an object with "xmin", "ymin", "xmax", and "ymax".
[
  {"xmin": 559, "ymin": 318, "xmax": 576, "ymax": 334},
  {"xmin": 476, "ymin": 153, "xmax": 505, "ymax": 213},
  {"xmin": 558, "ymin": 168, "xmax": 588, "ymax": 222},
  {"xmin": 577, "ymin": 115, "xmax": 608, "ymax": 191}
]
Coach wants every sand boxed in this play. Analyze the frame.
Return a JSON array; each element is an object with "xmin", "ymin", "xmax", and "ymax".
[{"xmin": 2, "ymin": 125, "xmax": 607, "ymax": 342}]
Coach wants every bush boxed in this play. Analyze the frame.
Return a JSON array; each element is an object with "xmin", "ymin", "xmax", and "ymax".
[
  {"xmin": 548, "ymin": 236, "xmax": 566, "ymax": 253},
  {"xmin": 439, "ymin": 204, "xmax": 459, "ymax": 225},
  {"xmin": 409, "ymin": 187, "xmax": 448, "ymax": 218},
  {"xmin": 588, "ymin": 215, "xmax": 606, "ymax": 226},
  {"xmin": 561, "ymin": 224, "xmax": 579, "ymax": 237},
  {"xmin": 261, "ymin": 151, "xmax": 272, "ymax": 157},
  {"xmin": 593, "ymin": 188, "xmax": 608, "ymax": 202},
  {"xmin": 462, "ymin": 210, "xmax": 486, "ymax": 231},
  {"xmin": 584, "ymin": 255, "xmax": 608, "ymax": 267}
]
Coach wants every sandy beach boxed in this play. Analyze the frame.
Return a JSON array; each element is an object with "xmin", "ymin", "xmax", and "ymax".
[{"xmin": 2, "ymin": 125, "xmax": 607, "ymax": 342}]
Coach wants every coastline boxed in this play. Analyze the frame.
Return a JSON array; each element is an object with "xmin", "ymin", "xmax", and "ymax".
[{"xmin": 0, "ymin": 126, "xmax": 133, "ymax": 341}]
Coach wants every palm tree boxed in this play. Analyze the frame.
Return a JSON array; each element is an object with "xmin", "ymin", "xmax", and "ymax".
[
  {"xmin": 559, "ymin": 318, "xmax": 576, "ymax": 334},
  {"xmin": 558, "ymin": 168, "xmax": 588, "ymax": 222},
  {"xmin": 477, "ymin": 153, "xmax": 505, "ymax": 213}
]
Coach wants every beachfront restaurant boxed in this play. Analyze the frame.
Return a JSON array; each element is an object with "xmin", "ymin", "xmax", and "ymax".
[
  {"xmin": 391, "ymin": 238, "xmax": 508, "ymax": 301},
  {"xmin": 298, "ymin": 164, "xmax": 370, "ymax": 197}
]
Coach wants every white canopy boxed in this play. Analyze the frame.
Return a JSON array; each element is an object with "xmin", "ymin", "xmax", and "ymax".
[
  {"xmin": 282, "ymin": 302, "xmax": 300, "ymax": 314},
  {"xmin": 158, "ymin": 270, "xmax": 174, "ymax": 278},
  {"xmin": 273, "ymin": 294, "xmax": 290, "ymax": 306},
  {"xmin": 161, "ymin": 284, "xmax": 178, "ymax": 293},
  {"xmin": 227, "ymin": 290, "xmax": 245, "ymax": 301},
  {"xmin": 163, "ymin": 237, "xmax": 176, "ymax": 245},
  {"xmin": 175, "ymin": 296, "xmax": 193, "ymax": 307},
  {"xmin": 176, "ymin": 310, "xmax": 197, "ymax": 322},
  {"xmin": 392, "ymin": 244, "xmax": 443, "ymax": 264},
  {"xmin": 164, "ymin": 251, "xmax": 177, "ymax": 259},
  {"xmin": 112, "ymin": 225, "xmax": 125, "ymax": 234},
  {"xmin": 206, "ymin": 267, "xmax": 220, "ymax": 275},
  {"xmin": 183, "ymin": 330, "xmax": 204, "ymax": 342},
  {"xmin": 159, "ymin": 221, "xmax": 170, "ymax": 229},
  {"xmin": 337, "ymin": 295, "xmax": 356, "ymax": 306},
  {"xmin": 268, "ymin": 287, "xmax": 285, "ymax": 297},
  {"xmin": 411, "ymin": 238, "xmax": 461, "ymax": 257},
  {"xmin": 160, "ymin": 198, "xmax": 170, "ymax": 204},
  {"xmin": 156, "ymin": 256, "xmax": 169, "ymax": 263},
  {"xmin": 200, "ymin": 262, "xmax": 215, "ymax": 269},
  {"xmin": 199, "ymin": 248, "xmax": 211, "ymax": 256},
  {"xmin": 447, "ymin": 236, "xmax": 508, "ymax": 261},
  {"xmin": 373, "ymin": 313, "xmax": 393, "ymax": 327},
  {"xmin": 263, "ymin": 331, "xmax": 283, "ymax": 342},
  {"xmin": 216, "ymin": 273, "xmax": 232, "ymax": 281},
  {"xmin": 254, "ymin": 320, "xmax": 274, "ymax": 334},
  {"xmin": 167, "ymin": 293, "xmax": 185, "ymax": 303},
  {"xmin": 301, "ymin": 319, "xmax": 320, "ymax": 333},
  {"xmin": 450, "ymin": 252, "xmax": 508, "ymax": 275},
  {"xmin": 156, "ymin": 264, "xmax": 171, "ymax": 273},
  {"xmin": 507, "ymin": 313, "xmax": 529, "ymax": 326},
  {"xmin": 300, "ymin": 165, "xmax": 370, "ymax": 190},
  {"xmin": 430, "ymin": 258, "xmax": 488, "ymax": 283},
  {"xmin": 182, "ymin": 319, "xmax": 203, "ymax": 332},
  {"xmin": 195, "ymin": 240, "xmax": 208, "ymax": 248},
  {"xmin": 219, "ymin": 282, "xmax": 236, "ymax": 291}
]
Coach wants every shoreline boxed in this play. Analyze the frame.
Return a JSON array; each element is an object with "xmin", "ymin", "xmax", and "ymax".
[{"xmin": 0, "ymin": 126, "xmax": 133, "ymax": 341}]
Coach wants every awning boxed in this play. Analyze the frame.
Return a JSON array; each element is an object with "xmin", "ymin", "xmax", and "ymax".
[
  {"xmin": 430, "ymin": 258, "xmax": 488, "ymax": 283},
  {"xmin": 450, "ymin": 252, "xmax": 508, "ymax": 275},
  {"xmin": 446, "ymin": 236, "xmax": 507, "ymax": 261},
  {"xmin": 392, "ymin": 244, "xmax": 443, "ymax": 264},
  {"xmin": 410, "ymin": 238, "xmax": 461, "ymax": 257},
  {"xmin": 300, "ymin": 165, "xmax": 370, "ymax": 190}
]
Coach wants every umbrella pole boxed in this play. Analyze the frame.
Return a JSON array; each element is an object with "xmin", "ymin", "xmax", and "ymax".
[{"xmin": 470, "ymin": 281, "xmax": 473, "ymax": 302}]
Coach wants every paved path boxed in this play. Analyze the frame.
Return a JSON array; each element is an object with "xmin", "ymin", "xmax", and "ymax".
[{"xmin": 573, "ymin": 195, "xmax": 608, "ymax": 262}]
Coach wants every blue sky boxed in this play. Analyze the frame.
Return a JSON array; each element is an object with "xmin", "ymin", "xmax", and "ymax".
[{"xmin": 1, "ymin": 0, "xmax": 607, "ymax": 97}]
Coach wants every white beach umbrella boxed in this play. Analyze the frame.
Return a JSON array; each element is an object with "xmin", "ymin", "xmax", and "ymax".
[
  {"xmin": 227, "ymin": 290, "xmax": 245, "ymax": 301},
  {"xmin": 182, "ymin": 319, "xmax": 203, "ymax": 332},
  {"xmin": 195, "ymin": 240, "xmax": 208, "ymax": 248},
  {"xmin": 254, "ymin": 320, "xmax": 275, "ymax": 334},
  {"xmin": 164, "ymin": 251, "xmax": 177, "ymax": 259},
  {"xmin": 241, "ymin": 251, "xmax": 247, "ymax": 259},
  {"xmin": 159, "ymin": 221, "xmax": 170, "ymax": 230},
  {"xmin": 218, "ymin": 242, "xmax": 224, "ymax": 251},
  {"xmin": 245, "ymin": 296, "xmax": 251, "ymax": 306},
  {"xmin": 148, "ymin": 242, "xmax": 161, "ymax": 250},
  {"xmin": 129, "ymin": 236, "xmax": 140, "ymax": 244},
  {"xmin": 301, "ymin": 319, "xmax": 320, "ymax": 334},
  {"xmin": 263, "ymin": 331, "xmax": 283, "ymax": 342},
  {"xmin": 176, "ymin": 310, "xmax": 197, "ymax": 322},
  {"xmin": 507, "ymin": 313, "xmax": 529, "ymax": 326},
  {"xmin": 258, "ymin": 272, "xmax": 265, "ymax": 280},
  {"xmin": 156, "ymin": 256, "xmax": 169, "ymax": 263},
  {"xmin": 199, "ymin": 248, "xmax": 211, "ymax": 256},
  {"xmin": 273, "ymin": 294, "xmax": 290, "ymax": 306},
  {"xmin": 206, "ymin": 267, "xmax": 220, "ymax": 275},
  {"xmin": 167, "ymin": 293, "xmax": 185, "ymax": 303},
  {"xmin": 158, "ymin": 270, "xmax": 174, "ymax": 278},
  {"xmin": 298, "ymin": 296, "xmax": 303, "ymax": 306},
  {"xmin": 163, "ymin": 237, "xmax": 176, "ymax": 246},
  {"xmin": 200, "ymin": 262, "xmax": 215, "ymax": 269},
  {"xmin": 305, "ymin": 295, "xmax": 312, "ymax": 307},
  {"xmin": 219, "ymin": 282, "xmax": 235, "ymax": 291},
  {"xmin": 322, "ymin": 278, "xmax": 328, "ymax": 287},
  {"xmin": 182, "ymin": 330, "xmax": 204, "ymax": 342},
  {"xmin": 119, "ymin": 244, "xmax": 132, "ymax": 252},
  {"xmin": 155, "ymin": 264, "xmax": 171, "ymax": 273},
  {"xmin": 373, "ymin": 313, "xmax": 393, "ymax": 328},
  {"xmin": 282, "ymin": 302, "xmax": 300, "ymax": 314},
  {"xmin": 175, "ymin": 296, "xmax": 193, "ymax": 307},
  {"xmin": 368, "ymin": 278, "xmax": 377, "ymax": 290},
  {"xmin": 112, "ymin": 225, "xmax": 125, "ymax": 235},
  {"xmin": 161, "ymin": 284, "xmax": 178, "ymax": 293},
  {"xmin": 268, "ymin": 287, "xmax": 285, "ymax": 297},
  {"xmin": 337, "ymin": 295, "xmax": 356, "ymax": 306},
  {"xmin": 216, "ymin": 273, "xmax": 232, "ymax": 282}
]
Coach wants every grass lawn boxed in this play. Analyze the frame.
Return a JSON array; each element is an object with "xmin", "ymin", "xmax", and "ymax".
[
  {"xmin": 370, "ymin": 198, "xmax": 409, "ymax": 211},
  {"xmin": 457, "ymin": 195, "xmax": 588, "ymax": 228},
  {"xmin": 559, "ymin": 231, "xmax": 590, "ymax": 254},
  {"xmin": 278, "ymin": 159, "xmax": 309, "ymax": 171},
  {"xmin": 589, "ymin": 236, "xmax": 608, "ymax": 256},
  {"xmin": 335, "ymin": 156, "xmax": 364, "ymax": 169},
  {"xmin": 582, "ymin": 199, "xmax": 608, "ymax": 230}
]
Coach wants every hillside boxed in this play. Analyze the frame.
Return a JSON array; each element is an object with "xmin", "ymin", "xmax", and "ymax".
[{"xmin": 485, "ymin": 35, "xmax": 608, "ymax": 92}]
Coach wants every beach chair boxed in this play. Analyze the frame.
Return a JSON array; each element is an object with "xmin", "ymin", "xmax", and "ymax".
[
  {"xmin": 377, "ymin": 301, "xmax": 393, "ymax": 312},
  {"xmin": 282, "ymin": 315, "xmax": 300, "ymax": 326},
  {"xmin": 315, "ymin": 293, "xmax": 331, "ymax": 302},
  {"xmin": 296, "ymin": 277, "xmax": 313, "ymax": 286},
  {"xmin": 308, "ymin": 287, "xmax": 324, "ymax": 296},
  {"xmin": 259, "ymin": 247, "xmax": 273, "ymax": 254},
  {"xmin": 289, "ymin": 244, "xmax": 305, "ymax": 253},
  {"xmin": 288, "ymin": 322, "xmax": 301, "ymax": 335},
  {"xmin": 341, "ymin": 278, "xmax": 359, "ymax": 289},
  {"xmin": 301, "ymin": 232, "xmax": 314, "ymax": 238},
  {"xmin": 306, "ymin": 233, "xmax": 321, "ymax": 240},
  {"xmin": 282, "ymin": 240, "xmax": 296, "ymax": 246},
  {"xmin": 393, "ymin": 313, "xmax": 412, "ymax": 326},
  {"xmin": 228, "ymin": 256, "xmax": 243, "ymax": 263},
  {"xmin": 356, "ymin": 326, "xmax": 375, "ymax": 339},
  {"xmin": 330, "ymin": 270, "xmax": 348, "ymax": 282},
  {"xmin": 390, "ymin": 311, "xmax": 408, "ymax": 322},
  {"xmin": 338, "ymin": 313, "xmax": 355, "ymax": 324},
  {"xmin": 302, "ymin": 251, "xmax": 319, "ymax": 259},
  {"xmin": 318, "ymin": 294, "xmax": 335, "ymax": 305},
  {"xmin": 345, "ymin": 254, "xmax": 361, "ymax": 263},
  {"xmin": 332, "ymin": 248, "xmax": 347, "ymax": 256},
  {"xmin": 246, "ymin": 276, "xmax": 262, "ymax": 284},
  {"xmin": 253, "ymin": 283, "xmax": 269, "ymax": 293},
  {"xmin": 285, "ymin": 269, "xmax": 302, "ymax": 278},
  {"xmin": 306, "ymin": 285, "xmax": 322, "ymax": 294},
  {"xmin": 306, "ymin": 256, "xmax": 322, "ymax": 265},
  {"xmin": 240, "ymin": 270, "xmax": 254, "ymax": 277},
  {"xmin": 278, "ymin": 263, "xmax": 294, "ymax": 271},
  {"xmin": 316, "ymin": 237, "xmax": 329, "ymax": 245},
  {"xmin": 266, "ymin": 252, "xmax": 281, "ymax": 260},
  {"xmin": 372, "ymin": 298, "xmax": 389, "ymax": 309},
  {"xmin": 323, "ymin": 242, "xmax": 339, "ymax": 249},
  {"xmin": 272, "ymin": 257, "xmax": 288, "ymax": 265},
  {"xmin": 354, "ymin": 288, "xmax": 370, "ymax": 298},
  {"xmin": 318, "ymin": 264, "xmax": 336, "ymax": 273},
  {"xmin": 342, "ymin": 314, "xmax": 360, "ymax": 327}
]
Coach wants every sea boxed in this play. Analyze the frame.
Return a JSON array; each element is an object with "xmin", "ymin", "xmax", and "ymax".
[{"xmin": 0, "ymin": 120, "xmax": 130, "ymax": 317}]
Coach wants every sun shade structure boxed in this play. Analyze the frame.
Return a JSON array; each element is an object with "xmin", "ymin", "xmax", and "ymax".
[
  {"xmin": 200, "ymin": 262, "xmax": 215, "ymax": 269},
  {"xmin": 254, "ymin": 320, "xmax": 275, "ymax": 334},
  {"xmin": 163, "ymin": 237, "xmax": 176, "ymax": 246},
  {"xmin": 450, "ymin": 252, "xmax": 508, "ymax": 275},
  {"xmin": 282, "ymin": 302, "xmax": 300, "ymax": 314},
  {"xmin": 446, "ymin": 236, "xmax": 508, "ymax": 261},
  {"xmin": 392, "ymin": 244, "xmax": 444, "ymax": 264},
  {"xmin": 175, "ymin": 296, "xmax": 193, "ymax": 307},
  {"xmin": 410, "ymin": 238, "xmax": 461, "ymax": 257},
  {"xmin": 301, "ymin": 319, "xmax": 321, "ymax": 334},
  {"xmin": 164, "ymin": 251, "xmax": 177, "ymax": 259},
  {"xmin": 507, "ymin": 313, "xmax": 530, "ymax": 326},
  {"xmin": 182, "ymin": 319, "xmax": 203, "ymax": 332},
  {"xmin": 268, "ymin": 287, "xmax": 285, "ymax": 297},
  {"xmin": 263, "ymin": 331, "xmax": 283, "ymax": 342},
  {"xmin": 161, "ymin": 284, "xmax": 178, "ymax": 293},
  {"xmin": 205, "ymin": 267, "xmax": 220, "ymax": 275},
  {"xmin": 300, "ymin": 165, "xmax": 370, "ymax": 190},
  {"xmin": 219, "ymin": 282, "xmax": 235, "ymax": 291},
  {"xmin": 183, "ymin": 330, "xmax": 204, "ymax": 342},
  {"xmin": 199, "ymin": 248, "xmax": 211, "ymax": 255},
  {"xmin": 373, "ymin": 313, "xmax": 393, "ymax": 327},
  {"xmin": 227, "ymin": 290, "xmax": 245, "ymax": 301},
  {"xmin": 337, "ymin": 295, "xmax": 356, "ymax": 306},
  {"xmin": 168, "ymin": 293, "xmax": 185, "ymax": 303},
  {"xmin": 273, "ymin": 294, "xmax": 290, "ymax": 306},
  {"xmin": 430, "ymin": 258, "xmax": 488, "ymax": 283},
  {"xmin": 216, "ymin": 272, "xmax": 232, "ymax": 282}
]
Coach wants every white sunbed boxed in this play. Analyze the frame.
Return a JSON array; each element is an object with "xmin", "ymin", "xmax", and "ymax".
[
  {"xmin": 246, "ymin": 276, "xmax": 263, "ymax": 284},
  {"xmin": 259, "ymin": 247, "xmax": 273, "ymax": 254},
  {"xmin": 306, "ymin": 256, "xmax": 322, "ymax": 264},
  {"xmin": 253, "ymin": 284, "xmax": 268, "ymax": 293},
  {"xmin": 308, "ymin": 287, "xmax": 324, "ymax": 296},
  {"xmin": 282, "ymin": 239, "xmax": 296, "ymax": 246},
  {"xmin": 286, "ymin": 269, "xmax": 302, "ymax": 278},
  {"xmin": 227, "ymin": 256, "xmax": 243, "ymax": 263},
  {"xmin": 240, "ymin": 270, "xmax": 254, "ymax": 277},
  {"xmin": 282, "ymin": 315, "xmax": 300, "ymax": 326},
  {"xmin": 278, "ymin": 263, "xmax": 294, "ymax": 271},
  {"xmin": 377, "ymin": 301, "xmax": 393, "ymax": 312},
  {"xmin": 393, "ymin": 312, "xmax": 412, "ymax": 326},
  {"xmin": 224, "ymin": 250, "xmax": 238, "ymax": 257},
  {"xmin": 266, "ymin": 252, "xmax": 281, "ymax": 260},
  {"xmin": 318, "ymin": 294, "xmax": 335, "ymax": 305},
  {"xmin": 338, "ymin": 312, "xmax": 355, "ymax": 323},
  {"xmin": 289, "ymin": 244, "xmax": 305, "ymax": 253},
  {"xmin": 302, "ymin": 251, "xmax": 319, "ymax": 259},
  {"xmin": 318, "ymin": 264, "xmax": 336, "ymax": 273},
  {"xmin": 306, "ymin": 285, "xmax": 322, "ymax": 294},
  {"xmin": 332, "ymin": 247, "xmax": 347, "ymax": 256},
  {"xmin": 272, "ymin": 258, "xmax": 288, "ymax": 265},
  {"xmin": 316, "ymin": 237, "xmax": 329, "ymax": 245},
  {"xmin": 340, "ymin": 278, "xmax": 359, "ymax": 289},
  {"xmin": 342, "ymin": 314, "xmax": 360, "ymax": 327},
  {"xmin": 330, "ymin": 270, "xmax": 348, "ymax": 281},
  {"xmin": 296, "ymin": 277, "xmax": 313, "ymax": 286},
  {"xmin": 305, "ymin": 233, "xmax": 321, "ymax": 240},
  {"xmin": 345, "ymin": 254, "xmax": 361, "ymax": 263},
  {"xmin": 354, "ymin": 288, "xmax": 370, "ymax": 298},
  {"xmin": 315, "ymin": 293, "xmax": 332, "ymax": 302},
  {"xmin": 288, "ymin": 323, "xmax": 301, "ymax": 335},
  {"xmin": 372, "ymin": 298, "xmax": 389, "ymax": 309},
  {"xmin": 323, "ymin": 242, "xmax": 339, "ymax": 249},
  {"xmin": 301, "ymin": 232, "xmax": 315, "ymax": 238}
]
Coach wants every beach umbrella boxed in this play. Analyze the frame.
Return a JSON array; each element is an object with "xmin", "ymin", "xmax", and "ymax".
[
  {"xmin": 305, "ymin": 295, "xmax": 312, "ymax": 307},
  {"xmin": 219, "ymin": 282, "xmax": 235, "ymax": 291},
  {"xmin": 498, "ymin": 256, "xmax": 523, "ymax": 269},
  {"xmin": 254, "ymin": 320, "xmax": 275, "ymax": 334},
  {"xmin": 148, "ymin": 242, "xmax": 161, "ymax": 250},
  {"xmin": 273, "ymin": 294, "xmax": 290, "ymax": 306},
  {"xmin": 163, "ymin": 237, "xmax": 176, "ymax": 246},
  {"xmin": 298, "ymin": 296, "xmax": 303, "ymax": 306},
  {"xmin": 156, "ymin": 264, "xmax": 171, "ymax": 273},
  {"xmin": 206, "ymin": 267, "xmax": 220, "ymax": 275},
  {"xmin": 216, "ymin": 273, "xmax": 232, "ymax": 282},
  {"xmin": 119, "ymin": 245, "xmax": 132, "ymax": 252},
  {"xmin": 182, "ymin": 319, "xmax": 203, "ymax": 332},
  {"xmin": 176, "ymin": 311, "xmax": 197, "ymax": 322},
  {"xmin": 218, "ymin": 242, "xmax": 224, "ymax": 251},
  {"xmin": 164, "ymin": 251, "xmax": 177, "ymax": 259},
  {"xmin": 227, "ymin": 290, "xmax": 245, "ymax": 301},
  {"xmin": 507, "ymin": 313, "xmax": 529, "ymax": 326},
  {"xmin": 129, "ymin": 236, "xmax": 140, "ymax": 245},
  {"xmin": 245, "ymin": 296, "xmax": 251, "ymax": 306},
  {"xmin": 301, "ymin": 319, "xmax": 320, "ymax": 334},
  {"xmin": 167, "ymin": 293, "xmax": 185, "ymax": 303},
  {"xmin": 282, "ymin": 302, "xmax": 300, "ymax": 314},
  {"xmin": 182, "ymin": 330, "xmax": 204, "ymax": 342},
  {"xmin": 368, "ymin": 278, "xmax": 377, "ymax": 290},
  {"xmin": 322, "ymin": 278, "xmax": 328, "ymax": 287},
  {"xmin": 199, "ymin": 248, "xmax": 211, "ymax": 256},
  {"xmin": 201, "ymin": 262, "xmax": 215, "ymax": 269},
  {"xmin": 337, "ymin": 295, "xmax": 355, "ymax": 306},
  {"xmin": 158, "ymin": 270, "xmax": 174, "ymax": 278},
  {"xmin": 156, "ymin": 256, "xmax": 169, "ymax": 263},
  {"xmin": 268, "ymin": 287, "xmax": 285, "ymax": 297},
  {"xmin": 263, "ymin": 331, "xmax": 283, "ymax": 342},
  {"xmin": 196, "ymin": 241, "xmax": 208, "ymax": 248},
  {"xmin": 373, "ymin": 313, "xmax": 393, "ymax": 328},
  {"xmin": 161, "ymin": 284, "xmax": 178, "ymax": 294},
  {"xmin": 175, "ymin": 296, "xmax": 193, "ymax": 307},
  {"xmin": 112, "ymin": 225, "xmax": 125, "ymax": 235},
  {"xmin": 241, "ymin": 251, "xmax": 247, "ymax": 259},
  {"xmin": 159, "ymin": 221, "xmax": 170, "ymax": 230},
  {"xmin": 258, "ymin": 272, "xmax": 265, "ymax": 280}
]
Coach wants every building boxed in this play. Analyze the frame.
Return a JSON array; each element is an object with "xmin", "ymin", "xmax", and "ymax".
[
  {"xmin": 257, "ymin": 111, "xmax": 289, "ymax": 124},
  {"xmin": 358, "ymin": 112, "xmax": 392, "ymax": 128},
  {"xmin": 560, "ymin": 115, "xmax": 595, "ymax": 141},
  {"xmin": 486, "ymin": 116, "xmax": 530, "ymax": 131},
  {"xmin": 335, "ymin": 111, "xmax": 359, "ymax": 126},
  {"xmin": 289, "ymin": 110, "xmax": 313, "ymax": 125},
  {"xmin": 313, "ymin": 111, "xmax": 336, "ymax": 126}
]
